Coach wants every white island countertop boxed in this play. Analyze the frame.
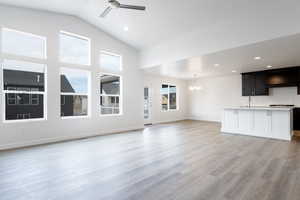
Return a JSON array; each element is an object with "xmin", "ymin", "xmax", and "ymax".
[{"xmin": 224, "ymin": 106, "xmax": 294, "ymax": 111}]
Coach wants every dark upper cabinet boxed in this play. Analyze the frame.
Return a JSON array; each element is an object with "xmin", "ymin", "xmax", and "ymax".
[
  {"xmin": 242, "ymin": 73, "xmax": 268, "ymax": 96},
  {"xmin": 242, "ymin": 74, "xmax": 255, "ymax": 96},
  {"xmin": 266, "ymin": 68, "xmax": 298, "ymax": 87},
  {"xmin": 255, "ymin": 72, "xmax": 269, "ymax": 95}
]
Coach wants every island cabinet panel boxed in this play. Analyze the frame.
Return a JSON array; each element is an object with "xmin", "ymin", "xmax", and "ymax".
[
  {"xmin": 271, "ymin": 111, "xmax": 292, "ymax": 140},
  {"xmin": 222, "ymin": 109, "xmax": 238, "ymax": 132},
  {"xmin": 222, "ymin": 108, "xmax": 293, "ymax": 141},
  {"xmin": 238, "ymin": 110, "xmax": 253, "ymax": 132},
  {"xmin": 253, "ymin": 110, "xmax": 272, "ymax": 138}
]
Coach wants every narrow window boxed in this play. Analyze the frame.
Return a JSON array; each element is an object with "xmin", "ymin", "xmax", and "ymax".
[
  {"xmin": 2, "ymin": 60, "xmax": 46, "ymax": 121},
  {"xmin": 60, "ymin": 68, "xmax": 90, "ymax": 118},
  {"xmin": 59, "ymin": 31, "xmax": 90, "ymax": 66},
  {"xmin": 100, "ymin": 74, "xmax": 121, "ymax": 115}
]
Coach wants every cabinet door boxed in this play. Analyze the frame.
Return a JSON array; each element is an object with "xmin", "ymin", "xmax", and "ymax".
[
  {"xmin": 242, "ymin": 74, "xmax": 255, "ymax": 96},
  {"xmin": 266, "ymin": 69, "xmax": 298, "ymax": 87},
  {"xmin": 255, "ymin": 73, "xmax": 269, "ymax": 96}
]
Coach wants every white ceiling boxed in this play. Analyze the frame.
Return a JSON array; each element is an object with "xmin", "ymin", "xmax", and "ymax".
[
  {"xmin": 1, "ymin": 0, "xmax": 300, "ymax": 51},
  {"xmin": 143, "ymin": 34, "xmax": 300, "ymax": 79}
]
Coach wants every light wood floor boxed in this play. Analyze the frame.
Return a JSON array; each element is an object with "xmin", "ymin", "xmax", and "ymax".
[{"xmin": 1, "ymin": 120, "xmax": 300, "ymax": 200}]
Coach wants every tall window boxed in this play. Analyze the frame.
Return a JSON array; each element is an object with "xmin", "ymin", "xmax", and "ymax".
[
  {"xmin": 161, "ymin": 84, "xmax": 177, "ymax": 111},
  {"xmin": 60, "ymin": 68, "xmax": 90, "ymax": 118},
  {"xmin": 100, "ymin": 51, "xmax": 122, "ymax": 72},
  {"xmin": 100, "ymin": 51, "xmax": 122, "ymax": 115},
  {"xmin": 100, "ymin": 74, "xmax": 121, "ymax": 115},
  {"xmin": 2, "ymin": 60, "xmax": 46, "ymax": 121},
  {"xmin": 1, "ymin": 28, "xmax": 46, "ymax": 59},
  {"xmin": 59, "ymin": 31, "xmax": 90, "ymax": 66}
]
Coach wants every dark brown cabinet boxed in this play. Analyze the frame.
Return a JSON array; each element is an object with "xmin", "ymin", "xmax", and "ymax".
[
  {"xmin": 266, "ymin": 68, "xmax": 298, "ymax": 87},
  {"xmin": 242, "ymin": 66, "xmax": 300, "ymax": 96},
  {"xmin": 294, "ymin": 108, "xmax": 300, "ymax": 130},
  {"xmin": 242, "ymin": 72, "xmax": 268, "ymax": 96}
]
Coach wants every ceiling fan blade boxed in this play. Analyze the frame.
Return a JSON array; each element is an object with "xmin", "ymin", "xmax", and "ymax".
[
  {"xmin": 119, "ymin": 4, "xmax": 146, "ymax": 10},
  {"xmin": 99, "ymin": 6, "xmax": 112, "ymax": 18}
]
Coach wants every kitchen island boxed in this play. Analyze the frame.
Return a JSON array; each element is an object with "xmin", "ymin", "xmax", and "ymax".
[{"xmin": 221, "ymin": 106, "xmax": 293, "ymax": 141}]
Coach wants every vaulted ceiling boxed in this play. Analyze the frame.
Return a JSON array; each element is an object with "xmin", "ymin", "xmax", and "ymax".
[{"xmin": 1, "ymin": 0, "xmax": 300, "ymax": 77}]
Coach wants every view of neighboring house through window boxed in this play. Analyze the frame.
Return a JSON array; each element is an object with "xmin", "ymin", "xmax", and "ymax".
[
  {"xmin": 100, "ymin": 74, "xmax": 121, "ymax": 115},
  {"xmin": 1, "ymin": 28, "xmax": 46, "ymax": 59},
  {"xmin": 60, "ymin": 68, "xmax": 90, "ymax": 117},
  {"xmin": 59, "ymin": 31, "xmax": 90, "ymax": 66},
  {"xmin": 2, "ymin": 60, "xmax": 46, "ymax": 121},
  {"xmin": 100, "ymin": 51, "xmax": 122, "ymax": 72},
  {"xmin": 161, "ymin": 84, "xmax": 177, "ymax": 111}
]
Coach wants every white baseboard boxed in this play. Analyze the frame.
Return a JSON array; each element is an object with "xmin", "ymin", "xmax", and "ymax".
[
  {"xmin": 152, "ymin": 118, "xmax": 187, "ymax": 124},
  {"xmin": 0, "ymin": 125, "xmax": 144, "ymax": 151}
]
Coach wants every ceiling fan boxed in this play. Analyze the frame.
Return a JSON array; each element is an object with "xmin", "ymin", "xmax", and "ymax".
[{"xmin": 100, "ymin": 0, "xmax": 146, "ymax": 18}]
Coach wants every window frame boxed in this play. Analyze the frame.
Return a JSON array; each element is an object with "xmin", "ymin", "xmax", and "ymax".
[
  {"xmin": 1, "ymin": 60, "xmax": 47, "ymax": 123},
  {"xmin": 99, "ymin": 72, "xmax": 122, "ymax": 116},
  {"xmin": 1, "ymin": 27, "xmax": 47, "ymax": 59},
  {"xmin": 60, "ymin": 67, "xmax": 91, "ymax": 119},
  {"xmin": 59, "ymin": 31, "xmax": 91, "ymax": 66},
  {"xmin": 160, "ymin": 84, "xmax": 179, "ymax": 112}
]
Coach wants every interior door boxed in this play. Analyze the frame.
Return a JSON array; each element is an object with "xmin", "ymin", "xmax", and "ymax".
[{"xmin": 144, "ymin": 87, "xmax": 152, "ymax": 125}]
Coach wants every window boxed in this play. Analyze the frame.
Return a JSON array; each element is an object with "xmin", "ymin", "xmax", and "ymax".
[
  {"xmin": 2, "ymin": 60, "xmax": 46, "ymax": 121},
  {"xmin": 59, "ymin": 31, "xmax": 90, "ymax": 66},
  {"xmin": 1, "ymin": 28, "xmax": 46, "ymax": 59},
  {"xmin": 100, "ymin": 51, "xmax": 122, "ymax": 72},
  {"xmin": 100, "ymin": 74, "xmax": 121, "ymax": 115},
  {"xmin": 160, "ymin": 84, "xmax": 177, "ymax": 111},
  {"xmin": 60, "ymin": 68, "xmax": 90, "ymax": 117}
]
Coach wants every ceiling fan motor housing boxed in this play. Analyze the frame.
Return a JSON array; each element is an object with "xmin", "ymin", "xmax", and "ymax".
[{"xmin": 109, "ymin": 0, "xmax": 121, "ymax": 8}]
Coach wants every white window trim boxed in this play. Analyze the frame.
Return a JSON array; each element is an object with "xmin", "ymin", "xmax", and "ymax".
[
  {"xmin": 60, "ymin": 67, "xmax": 91, "ymax": 119},
  {"xmin": 100, "ymin": 50, "xmax": 123, "ymax": 72},
  {"xmin": 59, "ymin": 31, "xmax": 91, "ymax": 66},
  {"xmin": 1, "ymin": 60, "xmax": 47, "ymax": 123},
  {"xmin": 161, "ymin": 84, "xmax": 179, "ymax": 112},
  {"xmin": 1, "ymin": 27, "xmax": 47, "ymax": 60},
  {"xmin": 100, "ymin": 73, "xmax": 122, "ymax": 116}
]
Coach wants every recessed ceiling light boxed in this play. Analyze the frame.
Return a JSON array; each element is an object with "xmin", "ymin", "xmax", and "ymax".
[
  {"xmin": 232, "ymin": 70, "xmax": 237, "ymax": 73},
  {"xmin": 214, "ymin": 64, "xmax": 220, "ymax": 67},
  {"xmin": 267, "ymin": 65, "xmax": 273, "ymax": 68},
  {"xmin": 123, "ymin": 26, "xmax": 129, "ymax": 31},
  {"xmin": 254, "ymin": 56, "xmax": 261, "ymax": 60}
]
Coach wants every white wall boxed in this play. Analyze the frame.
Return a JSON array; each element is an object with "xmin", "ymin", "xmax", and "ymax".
[
  {"xmin": 144, "ymin": 74, "xmax": 188, "ymax": 124},
  {"xmin": 187, "ymin": 74, "xmax": 300, "ymax": 122},
  {"xmin": 0, "ymin": 5, "xmax": 144, "ymax": 150}
]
